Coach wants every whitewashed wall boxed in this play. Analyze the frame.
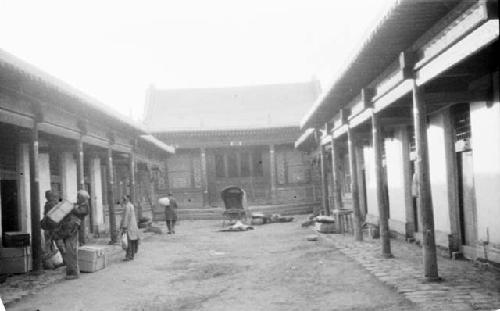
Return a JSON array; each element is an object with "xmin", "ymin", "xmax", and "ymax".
[
  {"xmin": 427, "ymin": 113, "xmax": 451, "ymax": 236},
  {"xmin": 385, "ymin": 134, "xmax": 406, "ymax": 224},
  {"xmin": 60, "ymin": 152, "xmax": 77, "ymax": 202},
  {"xmin": 38, "ymin": 153, "xmax": 51, "ymax": 219},
  {"xmin": 363, "ymin": 146, "xmax": 379, "ymax": 217},
  {"xmin": 470, "ymin": 101, "xmax": 500, "ymax": 245},
  {"xmin": 90, "ymin": 157, "xmax": 105, "ymax": 232}
]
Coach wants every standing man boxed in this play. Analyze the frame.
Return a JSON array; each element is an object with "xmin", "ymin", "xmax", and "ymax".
[
  {"xmin": 162, "ymin": 193, "xmax": 178, "ymax": 234},
  {"xmin": 120, "ymin": 195, "xmax": 140, "ymax": 261}
]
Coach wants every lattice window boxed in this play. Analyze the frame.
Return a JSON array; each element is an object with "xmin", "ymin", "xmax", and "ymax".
[
  {"xmin": 452, "ymin": 104, "xmax": 471, "ymax": 142},
  {"xmin": 409, "ymin": 127, "xmax": 416, "ymax": 153}
]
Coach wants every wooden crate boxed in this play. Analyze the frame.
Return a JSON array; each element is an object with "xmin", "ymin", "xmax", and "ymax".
[
  {"xmin": 3, "ymin": 231, "xmax": 30, "ymax": 247},
  {"xmin": 315, "ymin": 222, "xmax": 336, "ymax": 234},
  {"xmin": 0, "ymin": 247, "xmax": 32, "ymax": 274},
  {"xmin": 78, "ymin": 245, "xmax": 107, "ymax": 273}
]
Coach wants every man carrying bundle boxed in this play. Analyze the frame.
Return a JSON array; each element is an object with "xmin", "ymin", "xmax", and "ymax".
[
  {"xmin": 44, "ymin": 190, "xmax": 89, "ymax": 280},
  {"xmin": 159, "ymin": 193, "xmax": 178, "ymax": 234}
]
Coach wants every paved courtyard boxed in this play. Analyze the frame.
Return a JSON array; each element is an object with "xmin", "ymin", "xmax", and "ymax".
[
  {"xmin": 322, "ymin": 233, "xmax": 500, "ymax": 311},
  {"xmin": 6, "ymin": 217, "xmax": 418, "ymax": 311}
]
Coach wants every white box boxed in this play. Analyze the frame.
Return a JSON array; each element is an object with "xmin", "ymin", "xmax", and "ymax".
[
  {"xmin": 78, "ymin": 245, "xmax": 107, "ymax": 273},
  {"xmin": 47, "ymin": 200, "xmax": 74, "ymax": 223}
]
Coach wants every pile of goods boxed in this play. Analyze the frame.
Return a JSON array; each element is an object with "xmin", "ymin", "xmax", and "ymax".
[{"xmin": 314, "ymin": 216, "xmax": 336, "ymax": 234}]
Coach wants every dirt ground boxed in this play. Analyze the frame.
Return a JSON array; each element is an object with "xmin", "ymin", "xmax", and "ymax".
[{"xmin": 9, "ymin": 216, "xmax": 421, "ymax": 311}]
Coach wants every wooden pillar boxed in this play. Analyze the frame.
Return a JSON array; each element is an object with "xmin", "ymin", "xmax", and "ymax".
[
  {"xmin": 200, "ymin": 147, "xmax": 209, "ymax": 207},
  {"xmin": 412, "ymin": 79, "xmax": 439, "ymax": 281},
  {"xmin": 129, "ymin": 149, "xmax": 137, "ymax": 216},
  {"xmin": 372, "ymin": 113, "xmax": 392, "ymax": 258},
  {"xmin": 223, "ymin": 154, "xmax": 229, "ymax": 178},
  {"xmin": 269, "ymin": 144, "xmax": 277, "ymax": 203},
  {"xmin": 320, "ymin": 145, "xmax": 330, "ymax": 215},
  {"xmin": 330, "ymin": 136, "xmax": 343, "ymax": 210},
  {"xmin": 107, "ymin": 147, "xmax": 117, "ymax": 243},
  {"xmin": 76, "ymin": 135, "xmax": 87, "ymax": 243},
  {"xmin": 347, "ymin": 125, "xmax": 363, "ymax": 241},
  {"xmin": 77, "ymin": 136, "xmax": 85, "ymax": 191},
  {"xmin": 29, "ymin": 121, "xmax": 42, "ymax": 272}
]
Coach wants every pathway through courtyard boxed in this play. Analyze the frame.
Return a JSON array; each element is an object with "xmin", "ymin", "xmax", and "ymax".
[{"xmin": 9, "ymin": 217, "xmax": 419, "ymax": 311}]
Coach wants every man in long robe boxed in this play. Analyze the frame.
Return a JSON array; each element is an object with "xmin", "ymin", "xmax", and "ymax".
[{"xmin": 120, "ymin": 195, "xmax": 140, "ymax": 261}]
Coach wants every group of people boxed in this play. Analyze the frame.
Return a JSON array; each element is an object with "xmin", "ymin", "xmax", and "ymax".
[{"xmin": 42, "ymin": 191, "xmax": 178, "ymax": 278}]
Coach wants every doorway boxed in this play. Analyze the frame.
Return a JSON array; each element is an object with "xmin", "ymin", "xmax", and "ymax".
[
  {"xmin": 456, "ymin": 151, "xmax": 477, "ymax": 252},
  {"xmin": 1, "ymin": 179, "xmax": 20, "ymax": 237},
  {"xmin": 410, "ymin": 160, "xmax": 420, "ymax": 233}
]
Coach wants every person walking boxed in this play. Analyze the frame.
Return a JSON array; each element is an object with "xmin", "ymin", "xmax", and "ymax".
[
  {"xmin": 120, "ymin": 195, "xmax": 140, "ymax": 261},
  {"xmin": 161, "ymin": 193, "xmax": 178, "ymax": 234}
]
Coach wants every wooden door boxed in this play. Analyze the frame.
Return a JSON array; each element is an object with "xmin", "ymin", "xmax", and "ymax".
[
  {"xmin": 457, "ymin": 151, "xmax": 477, "ymax": 247},
  {"xmin": 1, "ymin": 180, "xmax": 19, "ymax": 234}
]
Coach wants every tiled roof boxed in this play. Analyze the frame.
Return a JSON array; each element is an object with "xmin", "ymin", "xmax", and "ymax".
[
  {"xmin": 301, "ymin": 0, "xmax": 462, "ymax": 129},
  {"xmin": 144, "ymin": 81, "xmax": 320, "ymax": 132},
  {"xmin": 0, "ymin": 48, "xmax": 148, "ymax": 134},
  {"xmin": 0, "ymin": 48, "xmax": 175, "ymax": 154}
]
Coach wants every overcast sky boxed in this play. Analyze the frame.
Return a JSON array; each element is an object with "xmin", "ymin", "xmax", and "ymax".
[{"xmin": 0, "ymin": 0, "xmax": 393, "ymax": 120}]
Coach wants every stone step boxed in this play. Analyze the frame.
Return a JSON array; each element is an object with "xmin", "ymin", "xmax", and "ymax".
[{"xmin": 153, "ymin": 202, "xmax": 318, "ymax": 220}]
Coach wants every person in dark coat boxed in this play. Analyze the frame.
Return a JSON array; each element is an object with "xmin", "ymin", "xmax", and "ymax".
[
  {"xmin": 163, "ymin": 193, "xmax": 178, "ymax": 234},
  {"xmin": 54, "ymin": 190, "xmax": 89, "ymax": 280}
]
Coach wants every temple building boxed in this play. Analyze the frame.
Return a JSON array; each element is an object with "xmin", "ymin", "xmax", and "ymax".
[{"xmin": 143, "ymin": 81, "xmax": 322, "ymax": 219}]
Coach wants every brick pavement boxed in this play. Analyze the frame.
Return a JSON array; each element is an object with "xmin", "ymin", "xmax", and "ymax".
[{"xmin": 321, "ymin": 233, "xmax": 500, "ymax": 311}]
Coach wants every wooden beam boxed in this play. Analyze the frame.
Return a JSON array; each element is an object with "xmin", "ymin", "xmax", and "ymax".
[
  {"xmin": 417, "ymin": 20, "xmax": 499, "ymax": 87},
  {"xmin": 320, "ymin": 146, "xmax": 330, "ymax": 216},
  {"xmin": 412, "ymin": 79, "xmax": 439, "ymax": 281},
  {"xmin": 340, "ymin": 108, "xmax": 349, "ymax": 125},
  {"xmin": 107, "ymin": 147, "xmax": 118, "ymax": 243},
  {"xmin": 424, "ymin": 91, "xmax": 491, "ymax": 107},
  {"xmin": 399, "ymin": 51, "xmax": 417, "ymax": 79},
  {"xmin": 29, "ymin": 121, "xmax": 42, "ymax": 273},
  {"xmin": 269, "ymin": 144, "xmax": 277, "ymax": 204},
  {"xmin": 320, "ymin": 133, "xmax": 332, "ymax": 146},
  {"xmin": 372, "ymin": 113, "xmax": 393, "ymax": 258},
  {"xmin": 443, "ymin": 108, "xmax": 461, "ymax": 253},
  {"xmin": 347, "ymin": 126, "xmax": 363, "ymax": 241},
  {"xmin": 129, "ymin": 142, "xmax": 137, "ymax": 215},
  {"xmin": 380, "ymin": 117, "xmax": 414, "ymax": 127},
  {"xmin": 333, "ymin": 124, "xmax": 348, "ymax": 139},
  {"xmin": 374, "ymin": 79, "xmax": 413, "ymax": 114},
  {"xmin": 76, "ymin": 134, "xmax": 87, "ymax": 244},
  {"xmin": 330, "ymin": 136, "xmax": 343, "ymax": 210},
  {"xmin": 361, "ymin": 88, "xmax": 375, "ymax": 108},
  {"xmin": 200, "ymin": 147, "xmax": 209, "ymax": 207},
  {"xmin": 349, "ymin": 108, "xmax": 373, "ymax": 128},
  {"xmin": 77, "ymin": 135, "xmax": 85, "ymax": 191}
]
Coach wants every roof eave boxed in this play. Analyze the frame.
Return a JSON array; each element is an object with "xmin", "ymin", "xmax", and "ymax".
[
  {"xmin": 0, "ymin": 48, "xmax": 148, "ymax": 135},
  {"xmin": 140, "ymin": 135, "xmax": 175, "ymax": 154}
]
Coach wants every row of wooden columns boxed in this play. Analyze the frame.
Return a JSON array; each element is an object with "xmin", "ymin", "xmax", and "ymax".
[
  {"xmin": 29, "ymin": 121, "xmax": 139, "ymax": 272},
  {"xmin": 317, "ymin": 77, "xmax": 439, "ymax": 280}
]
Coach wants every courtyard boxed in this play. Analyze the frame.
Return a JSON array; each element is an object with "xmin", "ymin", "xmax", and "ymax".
[{"xmin": 8, "ymin": 218, "xmax": 419, "ymax": 311}]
